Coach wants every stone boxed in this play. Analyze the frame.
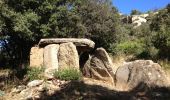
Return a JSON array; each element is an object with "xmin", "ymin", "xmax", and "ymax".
[
  {"xmin": 115, "ymin": 60, "xmax": 169, "ymax": 90},
  {"xmin": 115, "ymin": 63, "xmax": 130, "ymax": 90},
  {"xmin": 27, "ymin": 80, "xmax": 43, "ymax": 87},
  {"xmin": 37, "ymin": 85, "xmax": 45, "ymax": 92},
  {"xmin": 131, "ymin": 14, "xmax": 148, "ymax": 28},
  {"xmin": 11, "ymin": 85, "xmax": 26, "ymax": 93},
  {"xmin": 30, "ymin": 47, "xmax": 43, "ymax": 67},
  {"xmin": 44, "ymin": 44, "xmax": 59, "ymax": 78},
  {"xmin": 90, "ymin": 56, "xmax": 114, "ymax": 84},
  {"xmin": 44, "ymin": 68, "xmax": 57, "ymax": 79},
  {"xmin": 94, "ymin": 48, "xmax": 115, "ymax": 75},
  {"xmin": 82, "ymin": 48, "xmax": 115, "ymax": 84},
  {"xmin": 58, "ymin": 42, "xmax": 79, "ymax": 70},
  {"xmin": 20, "ymin": 88, "xmax": 32, "ymax": 99},
  {"xmin": 44, "ymin": 44, "xmax": 59, "ymax": 69},
  {"xmin": 82, "ymin": 54, "xmax": 91, "ymax": 77},
  {"xmin": 38, "ymin": 38, "xmax": 95, "ymax": 51}
]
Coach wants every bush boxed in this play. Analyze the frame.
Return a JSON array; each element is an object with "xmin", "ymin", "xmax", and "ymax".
[
  {"xmin": 27, "ymin": 67, "xmax": 45, "ymax": 81},
  {"xmin": 157, "ymin": 59, "xmax": 170, "ymax": 69},
  {"xmin": 137, "ymin": 46, "xmax": 159, "ymax": 59},
  {"xmin": 54, "ymin": 68, "xmax": 82, "ymax": 81},
  {"xmin": 114, "ymin": 40, "xmax": 145, "ymax": 56}
]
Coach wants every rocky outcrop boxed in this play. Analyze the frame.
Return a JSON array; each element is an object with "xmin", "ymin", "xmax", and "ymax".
[
  {"xmin": 44, "ymin": 44, "xmax": 59, "ymax": 78},
  {"xmin": 58, "ymin": 42, "xmax": 79, "ymax": 71},
  {"xmin": 121, "ymin": 13, "xmax": 149, "ymax": 28},
  {"xmin": 30, "ymin": 47, "xmax": 44, "ymax": 67},
  {"xmin": 82, "ymin": 48, "xmax": 115, "ymax": 84},
  {"xmin": 132, "ymin": 15, "xmax": 148, "ymax": 28},
  {"xmin": 38, "ymin": 38, "xmax": 95, "ymax": 51},
  {"xmin": 115, "ymin": 60, "xmax": 169, "ymax": 90}
]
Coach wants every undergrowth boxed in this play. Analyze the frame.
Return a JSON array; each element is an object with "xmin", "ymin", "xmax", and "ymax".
[
  {"xmin": 54, "ymin": 68, "xmax": 82, "ymax": 81},
  {"xmin": 27, "ymin": 67, "xmax": 45, "ymax": 81}
]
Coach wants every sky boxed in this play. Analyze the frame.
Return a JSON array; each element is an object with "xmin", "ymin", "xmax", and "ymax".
[{"xmin": 112, "ymin": 0, "xmax": 170, "ymax": 15}]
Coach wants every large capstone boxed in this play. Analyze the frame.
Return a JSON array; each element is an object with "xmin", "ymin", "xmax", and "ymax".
[{"xmin": 38, "ymin": 38, "xmax": 95, "ymax": 52}]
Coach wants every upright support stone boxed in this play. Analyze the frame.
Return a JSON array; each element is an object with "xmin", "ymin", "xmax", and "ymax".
[
  {"xmin": 30, "ymin": 47, "xmax": 44, "ymax": 67},
  {"xmin": 82, "ymin": 48, "xmax": 115, "ymax": 85},
  {"xmin": 58, "ymin": 42, "xmax": 79, "ymax": 70},
  {"xmin": 44, "ymin": 44, "xmax": 59, "ymax": 79},
  {"xmin": 94, "ymin": 48, "xmax": 115, "ymax": 77}
]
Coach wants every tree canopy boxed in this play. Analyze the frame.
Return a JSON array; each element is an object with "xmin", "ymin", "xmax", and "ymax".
[{"xmin": 0, "ymin": 0, "xmax": 120, "ymax": 67}]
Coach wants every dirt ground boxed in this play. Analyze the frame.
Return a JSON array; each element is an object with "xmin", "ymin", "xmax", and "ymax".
[
  {"xmin": 0, "ymin": 63, "xmax": 170, "ymax": 100},
  {"xmin": 1, "ymin": 77, "xmax": 170, "ymax": 100}
]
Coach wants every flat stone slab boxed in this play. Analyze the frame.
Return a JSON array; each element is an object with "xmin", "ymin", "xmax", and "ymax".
[{"xmin": 38, "ymin": 38, "xmax": 95, "ymax": 50}]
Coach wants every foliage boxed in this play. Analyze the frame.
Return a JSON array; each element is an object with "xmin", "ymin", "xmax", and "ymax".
[
  {"xmin": 114, "ymin": 17, "xmax": 160, "ymax": 59},
  {"xmin": 54, "ymin": 68, "xmax": 82, "ymax": 81},
  {"xmin": 27, "ymin": 67, "xmax": 45, "ymax": 81},
  {"xmin": 1, "ymin": 0, "xmax": 170, "ymax": 68},
  {"xmin": 150, "ymin": 4, "xmax": 170, "ymax": 58},
  {"xmin": 0, "ymin": 0, "xmax": 120, "ymax": 66},
  {"xmin": 75, "ymin": 0, "xmax": 120, "ymax": 50},
  {"xmin": 131, "ymin": 9, "xmax": 142, "ymax": 15},
  {"xmin": 157, "ymin": 59, "xmax": 170, "ymax": 69},
  {"xmin": 114, "ymin": 40, "xmax": 145, "ymax": 56}
]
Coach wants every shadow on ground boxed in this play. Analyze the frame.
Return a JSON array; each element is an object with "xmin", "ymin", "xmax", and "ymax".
[{"xmin": 38, "ymin": 81, "xmax": 170, "ymax": 100}]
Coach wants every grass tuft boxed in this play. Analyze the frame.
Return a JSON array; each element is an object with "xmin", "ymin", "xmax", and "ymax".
[{"xmin": 54, "ymin": 68, "xmax": 82, "ymax": 81}]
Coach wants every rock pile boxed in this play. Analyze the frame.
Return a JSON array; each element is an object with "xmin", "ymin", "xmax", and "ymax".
[{"xmin": 10, "ymin": 79, "xmax": 69, "ymax": 100}]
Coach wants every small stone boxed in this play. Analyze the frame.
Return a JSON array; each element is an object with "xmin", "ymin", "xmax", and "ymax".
[
  {"xmin": 74, "ymin": 90, "xmax": 80, "ymax": 95},
  {"xmin": 34, "ymin": 95, "xmax": 40, "ymax": 99},
  {"xmin": 27, "ymin": 80, "xmax": 44, "ymax": 87},
  {"xmin": 57, "ymin": 82, "xmax": 60, "ymax": 86},
  {"xmin": 57, "ymin": 79, "xmax": 60, "ymax": 83},
  {"xmin": 60, "ymin": 80, "xmax": 65, "ymax": 84},
  {"xmin": 37, "ymin": 85, "xmax": 45, "ymax": 92},
  {"xmin": 11, "ymin": 88, "xmax": 21, "ymax": 93},
  {"xmin": 48, "ymin": 90, "xmax": 55, "ymax": 95},
  {"xmin": 20, "ymin": 88, "xmax": 30, "ymax": 95},
  {"xmin": 20, "ymin": 88, "xmax": 33, "ymax": 100},
  {"xmin": 148, "ymin": 72, "xmax": 152, "ymax": 76},
  {"xmin": 11, "ymin": 85, "xmax": 26, "ymax": 94},
  {"xmin": 0, "ymin": 90, "xmax": 5, "ymax": 96},
  {"xmin": 46, "ymin": 81, "xmax": 53, "ymax": 84}
]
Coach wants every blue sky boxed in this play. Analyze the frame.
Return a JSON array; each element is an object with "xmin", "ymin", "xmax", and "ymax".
[{"xmin": 112, "ymin": 0, "xmax": 170, "ymax": 14}]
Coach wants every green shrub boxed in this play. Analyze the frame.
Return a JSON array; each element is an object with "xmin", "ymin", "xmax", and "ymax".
[
  {"xmin": 27, "ymin": 67, "xmax": 45, "ymax": 81},
  {"xmin": 158, "ymin": 59, "xmax": 170, "ymax": 69},
  {"xmin": 137, "ymin": 46, "xmax": 159, "ymax": 59},
  {"xmin": 114, "ymin": 40, "xmax": 145, "ymax": 56},
  {"xmin": 54, "ymin": 68, "xmax": 82, "ymax": 81}
]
